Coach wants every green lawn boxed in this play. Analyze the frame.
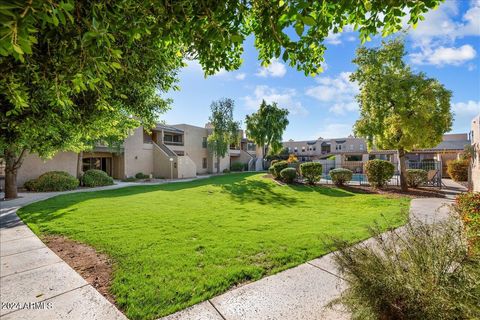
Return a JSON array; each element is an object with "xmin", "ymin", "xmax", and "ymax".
[{"xmin": 18, "ymin": 173, "xmax": 410, "ymax": 319}]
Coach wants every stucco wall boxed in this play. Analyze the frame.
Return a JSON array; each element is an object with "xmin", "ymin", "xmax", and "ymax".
[
  {"xmin": 172, "ymin": 124, "xmax": 210, "ymax": 174},
  {"xmin": 177, "ymin": 156, "xmax": 197, "ymax": 179},
  {"xmin": 472, "ymin": 115, "xmax": 480, "ymax": 192},
  {"xmin": 124, "ymin": 127, "xmax": 154, "ymax": 178},
  {"xmin": 152, "ymin": 143, "xmax": 177, "ymax": 179},
  {"xmin": 16, "ymin": 152, "xmax": 78, "ymax": 187}
]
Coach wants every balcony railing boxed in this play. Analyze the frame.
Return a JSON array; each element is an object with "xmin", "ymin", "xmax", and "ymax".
[{"xmin": 164, "ymin": 141, "xmax": 184, "ymax": 146}]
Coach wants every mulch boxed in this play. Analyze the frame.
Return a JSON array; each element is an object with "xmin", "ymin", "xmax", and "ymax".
[{"xmin": 43, "ymin": 235, "xmax": 116, "ymax": 304}]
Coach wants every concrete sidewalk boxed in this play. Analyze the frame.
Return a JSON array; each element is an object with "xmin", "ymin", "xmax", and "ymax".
[{"xmin": 0, "ymin": 178, "xmax": 467, "ymax": 320}]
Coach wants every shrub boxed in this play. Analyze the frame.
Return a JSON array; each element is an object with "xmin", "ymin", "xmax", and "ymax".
[
  {"xmin": 268, "ymin": 166, "xmax": 276, "ymax": 177},
  {"xmin": 454, "ymin": 192, "xmax": 480, "ymax": 257},
  {"xmin": 287, "ymin": 154, "xmax": 298, "ymax": 163},
  {"xmin": 406, "ymin": 169, "xmax": 427, "ymax": 187},
  {"xmin": 365, "ymin": 159, "xmax": 394, "ymax": 188},
  {"xmin": 447, "ymin": 159, "xmax": 469, "ymax": 181},
  {"xmin": 271, "ymin": 160, "xmax": 289, "ymax": 179},
  {"xmin": 82, "ymin": 169, "xmax": 114, "ymax": 187},
  {"xmin": 300, "ymin": 162, "xmax": 322, "ymax": 185},
  {"xmin": 280, "ymin": 167, "xmax": 297, "ymax": 183},
  {"xmin": 135, "ymin": 172, "xmax": 149, "ymax": 179},
  {"xmin": 332, "ymin": 218, "xmax": 479, "ymax": 320},
  {"xmin": 222, "ymin": 168, "xmax": 230, "ymax": 173},
  {"xmin": 270, "ymin": 159, "xmax": 279, "ymax": 166},
  {"xmin": 122, "ymin": 177, "xmax": 138, "ymax": 182},
  {"xmin": 329, "ymin": 168, "xmax": 353, "ymax": 186},
  {"xmin": 24, "ymin": 171, "xmax": 79, "ymax": 192},
  {"xmin": 230, "ymin": 162, "xmax": 245, "ymax": 172}
]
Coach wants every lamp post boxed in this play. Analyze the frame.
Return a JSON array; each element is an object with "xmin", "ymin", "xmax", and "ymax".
[{"xmin": 169, "ymin": 158, "xmax": 174, "ymax": 180}]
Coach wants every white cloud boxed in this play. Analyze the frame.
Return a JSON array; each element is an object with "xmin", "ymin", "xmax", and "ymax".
[
  {"xmin": 453, "ymin": 100, "xmax": 480, "ymax": 115},
  {"xmin": 235, "ymin": 73, "xmax": 246, "ymax": 80},
  {"xmin": 305, "ymin": 72, "xmax": 359, "ymax": 115},
  {"xmin": 325, "ymin": 32, "xmax": 342, "ymax": 45},
  {"xmin": 255, "ymin": 59, "xmax": 287, "ymax": 78},
  {"xmin": 243, "ymin": 85, "xmax": 307, "ymax": 115},
  {"xmin": 410, "ymin": 44, "xmax": 477, "ymax": 66},
  {"xmin": 316, "ymin": 123, "xmax": 354, "ymax": 139}
]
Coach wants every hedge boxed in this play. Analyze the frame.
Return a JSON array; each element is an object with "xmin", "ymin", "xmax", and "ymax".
[
  {"xmin": 24, "ymin": 171, "xmax": 79, "ymax": 192},
  {"xmin": 365, "ymin": 159, "xmax": 395, "ymax": 188},
  {"xmin": 330, "ymin": 168, "xmax": 353, "ymax": 186},
  {"xmin": 406, "ymin": 169, "xmax": 427, "ymax": 187},
  {"xmin": 82, "ymin": 169, "xmax": 114, "ymax": 187},
  {"xmin": 230, "ymin": 162, "xmax": 245, "ymax": 172},
  {"xmin": 300, "ymin": 162, "xmax": 322, "ymax": 185},
  {"xmin": 271, "ymin": 160, "xmax": 289, "ymax": 179},
  {"xmin": 447, "ymin": 159, "xmax": 469, "ymax": 181},
  {"xmin": 280, "ymin": 167, "xmax": 297, "ymax": 183}
]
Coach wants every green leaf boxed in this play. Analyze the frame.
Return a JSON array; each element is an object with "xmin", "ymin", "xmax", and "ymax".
[
  {"xmin": 111, "ymin": 62, "xmax": 121, "ymax": 69},
  {"xmin": 301, "ymin": 15, "xmax": 316, "ymax": 26},
  {"xmin": 12, "ymin": 44, "xmax": 23, "ymax": 55},
  {"xmin": 295, "ymin": 22, "xmax": 304, "ymax": 37}
]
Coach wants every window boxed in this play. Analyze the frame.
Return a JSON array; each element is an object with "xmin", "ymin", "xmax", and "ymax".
[
  {"xmin": 313, "ymin": 147, "xmax": 316, "ymax": 151},
  {"xmin": 247, "ymin": 143, "xmax": 256, "ymax": 151},
  {"xmin": 202, "ymin": 158, "xmax": 207, "ymax": 169},
  {"xmin": 335, "ymin": 144, "xmax": 342, "ymax": 150},
  {"xmin": 143, "ymin": 131, "xmax": 152, "ymax": 143},
  {"xmin": 359, "ymin": 144, "xmax": 364, "ymax": 151},
  {"xmin": 350, "ymin": 144, "xmax": 354, "ymax": 150},
  {"xmin": 202, "ymin": 137, "xmax": 207, "ymax": 148},
  {"xmin": 294, "ymin": 147, "xmax": 298, "ymax": 152},
  {"xmin": 302, "ymin": 147, "xmax": 306, "ymax": 152}
]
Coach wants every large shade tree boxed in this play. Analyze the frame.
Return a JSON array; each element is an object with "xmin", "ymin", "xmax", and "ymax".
[
  {"xmin": 245, "ymin": 100, "xmax": 289, "ymax": 159},
  {"xmin": 1, "ymin": 1, "xmax": 442, "ymax": 198},
  {"xmin": 352, "ymin": 39, "xmax": 453, "ymax": 191},
  {"xmin": 207, "ymin": 98, "xmax": 241, "ymax": 173}
]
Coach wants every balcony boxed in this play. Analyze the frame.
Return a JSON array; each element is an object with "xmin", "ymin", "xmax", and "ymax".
[
  {"xmin": 164, "ymin": 141, "xmax": 184, "ymax": 146},
  {"xmin": 229, "ymin": 149, "xmax": 241, "ymax": 156}
]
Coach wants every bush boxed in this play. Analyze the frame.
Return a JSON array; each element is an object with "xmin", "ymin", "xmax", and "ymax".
[
  {"xmin": 287, "ymin": 154, "xmax": 298, "ymax": 163},
  {"xmin": 82, "ymin": 169, "xmax": 114, "ymax": 187},
  {"xmin": 280, "ymin": 167, "xmax": 297, "ymax": 183},
  {"xmin": 222, "ymin": 168, "xmax": 230, "ymax": 173},
  {"xmin": 135, "ymin": 172, "xmax": 149, "ymax": 179},
  {"xmin": 406, "ymin": 169, "xmax": 427, "ymax": 187},
  {"xmin": 24, "ymin": 171, "xmax": 79, "ymax": 192},
  {"xmin": 365, "ymin": 159, "xmax": 394, "ymax": 188},
  {"xmin": 300, "ymin": 162, "xmax": 322, "ymax": 185},
  {"xmin": 230, "ymin": 162, "xmax": 245, "ymax": 172},
  {"xmin": 122, "ymin": 177, "xmax": 138, "ymax": 182},
  {"xmin": 454, "ymin": 192, "xmax": 480, "ymax": 257},
  {"xmin": 271, "ymin": 160, "xmax": 289, "ymax": 179},
  {"xmin": 329, "ymin": 168, "xmax": 353, "ymax": 186},
  {"xmin": 332, "ymin": 218, "xmax": 480, "ymax": 320},
  {"xmin": 447, "ymin": 159, "xmax": 469, "ymax": 181},
  {"xmin": 270, "ymin": 159, "xmax": 280, "ymax": 166}
]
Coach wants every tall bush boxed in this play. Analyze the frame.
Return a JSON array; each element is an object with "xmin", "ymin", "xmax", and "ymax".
[
  {"xmin": 365, "ymin": 159, "xmax": 394, "ymax": 188},
  {"xmin": 454, "ymin": 192, "xmax": 480, "ymax": 257},
  {"xmin": 447, "ymin": 159, "xmax": 469, "ymax": 181},
  {"xmin": 406, "ymin": 169, "xmax": 427, "ymax": 187},
  {"xmin": 82, "ymin": 169, "xmax": 114, "ymax": 187},
  {"xmin": 280, "ymin": 167, "xmax": 297, "ymax": 183},
  {"xmin": 24, "ymin": 171, "xmax": 79, "ymax": 192},
  {"xmin": 330, "ymin": 168, "xmax": 353, "ymax": 186},
  {"xmin": 300, "ymin": 162, "xmax": 322, "ymax": 185},
  {"xmin": 332, "ymin": 218, "xmax": 479, "ymax": 320},
  {"xmin": 271, "ymin": 160, "xmax": 288, "ymax": 179}
]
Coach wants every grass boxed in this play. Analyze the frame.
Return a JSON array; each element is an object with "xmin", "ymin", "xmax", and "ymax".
[{"xmin": 18, "ymin": 173, "xmax": 410, "ymax": 319}]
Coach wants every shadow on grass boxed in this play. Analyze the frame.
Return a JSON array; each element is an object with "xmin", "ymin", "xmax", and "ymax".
[{"xmin": 18, "ymin": 173, "xmax": 359, "ymax": 226}]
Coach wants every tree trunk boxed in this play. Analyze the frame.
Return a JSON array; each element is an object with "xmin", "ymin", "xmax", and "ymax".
[
  {"xmin": 77, "ymin": 151, "xmax": 83, "ymax": 179},
  {"xmin": 398, "ymin": 148, "xmax": 408, "ymax": 192},
  {"xmin": 4, "ymin": 148, "xmax": 27, "ymax": 199},
  {"xmin": 216, "ymin": 156, "xmax": 220, "ymax": 174}
]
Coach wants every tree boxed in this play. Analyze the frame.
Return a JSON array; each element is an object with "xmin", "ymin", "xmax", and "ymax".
[
  {"xmin": 207, "ymin": 99, "xmax": 241, "ymax": 173},
  {"xmin": 352, "ymin": 39, "xmax": 453, "ymax": 191},
  {"xmin": 1, "ymin": 1, "xmax": 441, "ymax": 198},
  {"xmin": 245, "ymin": 100, "xmax": 289, "ymax": 162}
]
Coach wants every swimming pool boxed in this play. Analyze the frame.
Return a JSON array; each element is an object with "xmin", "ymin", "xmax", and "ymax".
[{"xmin": 323, "ymin": 173, "xmax": 366, "ymax": 182}]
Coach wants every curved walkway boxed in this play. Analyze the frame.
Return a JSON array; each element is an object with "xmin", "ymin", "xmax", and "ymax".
[{"xmin": 0, "ymin": 179, "xmax": 466, "ymax": 320}]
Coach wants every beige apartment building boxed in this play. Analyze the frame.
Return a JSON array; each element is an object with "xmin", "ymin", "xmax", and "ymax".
[
  {"xmin": 283, "ymin": 133, "xmax": 470, "ymax": 175},
  {"xmin": 471, "ymin": 115, "xmax": 480, "ymax": 191},
  {"xmin": 2, "ymin": 123, "xmax": 262, "ymax": 188}
]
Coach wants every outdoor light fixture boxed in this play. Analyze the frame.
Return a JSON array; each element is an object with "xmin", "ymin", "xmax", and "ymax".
[{"xmin": 169, "ymin": 158, "xmax": 174, "ymax": 180}]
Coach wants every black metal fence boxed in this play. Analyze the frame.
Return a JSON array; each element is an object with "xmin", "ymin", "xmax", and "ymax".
[{"xmin": 311, "ymin": 160, "xmax": 442, "ymax": 188}]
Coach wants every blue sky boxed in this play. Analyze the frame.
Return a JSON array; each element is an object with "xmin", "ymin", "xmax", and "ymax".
[{"xmin": 163, "ymin": 0, "xmax": 480, "ymax": 141}]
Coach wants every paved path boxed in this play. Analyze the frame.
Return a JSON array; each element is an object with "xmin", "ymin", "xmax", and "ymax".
[{"xmin": 0, "ymin": 178, "xmax": 466, "ymax": 320}]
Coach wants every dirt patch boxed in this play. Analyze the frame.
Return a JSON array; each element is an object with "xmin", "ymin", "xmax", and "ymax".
[{"xmin": 43, "ymin": 235, "xmax": 115, "ymax": 304}]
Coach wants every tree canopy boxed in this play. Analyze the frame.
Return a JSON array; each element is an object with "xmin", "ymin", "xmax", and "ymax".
[
  {"xmin": 352, "ymin": 39, "xmax": 453, "ymax": 190},
  {"xmin": 207, "ymin": 98, "xmax": 241, "ymax": 173},
  {"xmin": 246, "ymin": 100, "xmax": 289, "ymax": 156},
  {"xmin": 1, "ymin": 0, "xmax": 442, "ymax": 198}
]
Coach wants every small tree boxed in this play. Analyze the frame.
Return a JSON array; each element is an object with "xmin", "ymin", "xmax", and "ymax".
[
  {"xmin": 207, "ymin": 99, "xmax": 241, "ymax": 173},
  {"xmin": 245, "ymin": 100, "xmax": 289, "ymax": 165},
  {"xmin": 352, "ymin": 39, "xmax": 453, "ymax": 191}
]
